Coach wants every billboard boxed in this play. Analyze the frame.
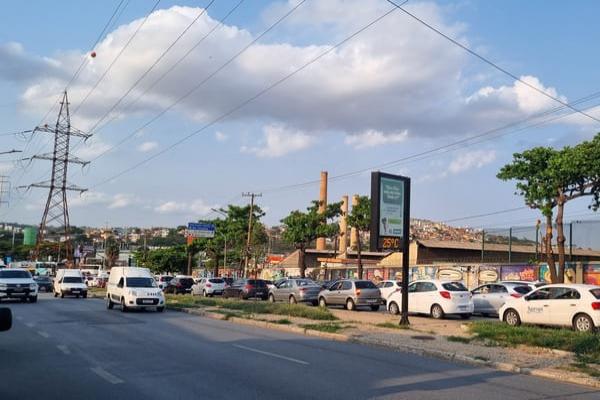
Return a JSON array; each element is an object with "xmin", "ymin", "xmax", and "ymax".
[
  {"xmin": 370, "ymin": 172, "xmax": 410, "ymax": 251},
  {"xmin": 187, "ymin": 222, "xmax": 215, "ymax": 238}
]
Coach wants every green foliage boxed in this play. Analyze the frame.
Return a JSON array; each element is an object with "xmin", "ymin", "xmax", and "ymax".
[
  {"xmin": 104, "ymin": 236, "xmax": 120, "ymax": 267},
  {"xmin": 135, "ymin": 246, "xmax": 188, "ymax": 274},
  {"xmin": 346, "ymin": 195, "xmax": 371, "ymax": 232},
  {"xmin": 376, "ymin": 322, "xmax": 410, "ymax": 330},
  {"xmin": 301, "ymin": 322, "xmax": 347, "ymax": 333}
]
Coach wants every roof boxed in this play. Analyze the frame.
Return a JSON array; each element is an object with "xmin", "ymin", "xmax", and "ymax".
[{"xmin": 416, "ymin": 239, "xmax": 600, "ymax": 257}]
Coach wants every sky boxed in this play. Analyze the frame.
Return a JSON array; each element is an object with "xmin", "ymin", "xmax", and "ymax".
[{"xmin": 1, "ymin": 0, "xmax": 600, "ymax": 230}]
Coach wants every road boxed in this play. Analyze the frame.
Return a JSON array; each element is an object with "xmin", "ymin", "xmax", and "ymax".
[{"xmin": 1, "ymin": 294, "xmax": 598, "ymax": 400}]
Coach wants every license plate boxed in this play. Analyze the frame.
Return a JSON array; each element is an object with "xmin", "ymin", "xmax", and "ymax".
[
  {"xmin": 255, "ymin": 292, "xmax": 264, "ymax": 295},
  {"xmin": 142, "ymin": 300, "xmax": 154, "ymax": 304}
]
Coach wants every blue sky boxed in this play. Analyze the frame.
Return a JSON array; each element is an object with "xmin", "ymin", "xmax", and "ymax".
[{"xmin": 1, "ymin": 0, "xmax": 599, "ymax": 230}]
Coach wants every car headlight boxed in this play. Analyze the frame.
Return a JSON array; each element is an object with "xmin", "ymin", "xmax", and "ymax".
[
  {"xmin": 30, "ymin": 283, "xmax": 37, "ymax": 290},
  {"xmin": 0, "ymin": 283, "xmax": 7, "ymax": 289},
  {"xmin": 128, "ymin": 290, "xmax": 138, "ymax": 296}
]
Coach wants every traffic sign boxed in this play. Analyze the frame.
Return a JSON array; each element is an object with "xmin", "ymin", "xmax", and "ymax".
[{"xmin": 187, "ymin": 222, "xmax": 215, "ymax": 238}]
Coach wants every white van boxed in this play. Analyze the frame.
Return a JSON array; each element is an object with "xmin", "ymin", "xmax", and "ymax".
[
  {"xmin": 54, "ymin": 269, "xmax": 88, "ymax": 299},
  {"xmin": 107, "ymin": 267, "xmax": 165, "ymax": 312}
]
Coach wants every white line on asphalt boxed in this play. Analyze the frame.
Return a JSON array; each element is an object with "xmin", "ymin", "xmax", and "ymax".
[
  {"xmin": 25, "ymin": 322, "xmax": 35, "ymax": 328},
  {"xmin": 232, "ymin": 344, "xmax": 309, "ymax": 365},
  {"xmin": 91, "ymin": 367, "xmax": 124, "ymax": 385},
  {"xmin": 37, "ymin": 331, "xmax": 49, "ymax": 338},
  {"xmin": 57, "ymin": 345, "xmax": 71, "ymax": 355}
]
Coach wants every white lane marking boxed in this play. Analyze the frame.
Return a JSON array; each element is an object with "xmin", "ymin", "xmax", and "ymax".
[
  {"xmin": 91, "ymin": 367, "xmax": 124, "ymax": 385},
  {"xmin": 37, "ymin": 331, "xmax": 50, "ymax": 338},
  {"xmin": 57, "ymin": 345, "xmax": 71, "ymax": 355},
  {"xmin": 232, "ymin": 344, "xmax": 309, "ymax": 366},
  {"xmin": 25, "ymin": 322, "xmax": 35, "ymax": 328}
]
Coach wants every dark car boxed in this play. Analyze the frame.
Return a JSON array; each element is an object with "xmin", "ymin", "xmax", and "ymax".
[
  {"xmin": 164, "ymin": 277, "xmax": 195, "ymax": 295},
  {"xmin": 34, "ymin": 276, "xmax": 54, "ymax": 292},
  {"xmin": 223, "ymin": 279, "xmax": 268, "ymax": 300}
]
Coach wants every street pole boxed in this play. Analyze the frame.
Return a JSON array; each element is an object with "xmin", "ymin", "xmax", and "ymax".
[
  {"xmin": 481, "ymin": 230, "xmax": 485, "ymax": 263},
  {"xmin": 242, "ymin": 192, "xmax": 261, "ymax": 278},
  {"xmin": 535, "ymin": 220, "xmax": 540, "ymax": 261},
  {"xmin": 11, "ymin": 228, "xmax": 15, "ymax": 252},
  {"xmin": 508, "ymin": 227, "xmax": 512, "ymax": 263}
]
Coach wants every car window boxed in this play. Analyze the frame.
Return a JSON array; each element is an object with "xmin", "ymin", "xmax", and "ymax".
[
  {"xmin": 513, "ymin": 286, "xmax": 531, "ymax": 295},
  {"xmin": 441, "ymin": 282, "xmax": 468, "ymax": 292},
  {"xmin": 0, "ymin": 270, "xmax": 32, "ymax": 278},
  {"xmin": 341, "ymin": 281, "xmax": 352, "ymax": 290},
  {"xmin": 209, "ymin": 278, "xmax": 224, "ymax": 284},
  {"xmin": 117, "ymin": 277, "xmax": 124, "ymax": 288},
  {"xmin": 418, "ymin": 282, "xmax": 437, "ymax": 292},
  {"xmin": 527, "ymin": 288, "xmax": 551, "ymax": 300},
  {"xmin": 407, "ymin": 283, "xmax": 418, "ymax": 293},
  {"xmin": 490, "ymin": 284, "xmax": 508, "ymax": 294},
  {"xmin": 295, "ymin": 279, "xmax": 314, "ymax": 287},
  {"xmin": 384, "ymin": 282, "xmax": 393, "ymax": 288},
  {"xmin": 549, "ymin": 287, "xmax": 581, "ymax": 300},
  {"xmin": 355, "ymin": 281, "xmax": 377, "ymax": 289},
  {"xmin": 330, "ymin": 281, "xmax": 342, "ymax": 291}
]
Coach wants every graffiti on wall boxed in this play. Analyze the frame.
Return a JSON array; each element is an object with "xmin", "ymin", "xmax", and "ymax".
[
  {"xmin": 584, "ymin": 264, "xmax": 600, "ymax": 285},
  {"xmin": 501, "ymin": 265, "xmax": 538, "ymax": 281}
]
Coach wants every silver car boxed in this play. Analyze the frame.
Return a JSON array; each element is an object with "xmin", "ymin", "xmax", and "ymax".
[
  {"xmin": 318, "ymin": 279, "xmax": 381, "ymax": 311},
  {"xmin": 268, "ymin": 278, "xmax": 321, "ymax": 305},
  {"xmin": 471, "ymin": 282, "xmax": 532, "ymax": 316}
]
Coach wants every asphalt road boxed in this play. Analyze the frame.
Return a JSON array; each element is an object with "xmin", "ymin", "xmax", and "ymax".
[{"xmin": 1, "ymin": 294, "xmax": 598, "ymax": 400}]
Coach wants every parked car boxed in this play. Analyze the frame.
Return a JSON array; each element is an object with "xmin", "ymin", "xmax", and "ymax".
[
  {"xmin": 107, "ymin": 267, "xmax": 165, "ymax": 312},
  {"xmin": 223, "ymin": 279, "xmax": 268, "ymax": 300},
  {"xmin": 269, "ymin": 278, "xmax": 321, "ymax": 305},
  {"xmin": 0, "ymin": 269, "xmax": 38, "ymax": 303},
  {"xmin": 264, "ymin": 280, "xmax": 275, "ymax": 290},
  {"xmin": 377, "ymin": 280, "xmax": 402, "ymax": 304},
  {"xmin": 54, "ymin": 269, "xmax": 88, "ymax": 299},
  {"xmin": 501, "ymin": 280, "xmax": 546, "ymax": 291},
  {"xmin": 155, "ymin": 275, "xmax": 174, "ymax": 290},
  {"xmin": 34, "ymin": 276, "xmax": 54, "ymax": 292},
  {"xmin": 471, "ymin": 282, "xmax": 532, "ymax": 316},
  {"xmin": 222, "ymin": 277, "xmax": 234, "ymax": 288},
  {"xmin": 83, "ymin": 275, "xmax": 95, "ymax": 287},
  {"xmin": 387, "ymin": 280, "xmax": 473, "ymax": 319},
  {"xmin": 164, "ymin": 276, "xmax": 195, "ymax": 295},
  {"xmin": 318, "ymin": 279, "xmax": 381, "ymax": 311},
  {"xmin": 192, "ymin": 278, "xmax": 226, "ymax": 297},
  {"xmin": 499, "ymin": 284, "xmax": 600, "ymax": 332}
]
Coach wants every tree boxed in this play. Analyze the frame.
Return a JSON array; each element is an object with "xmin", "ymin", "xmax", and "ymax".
[
  {"xmin": 280, "ymin": 201, "xmax": 342, "ymax": 278},
  {"xmin": 135, "ymin": 246, "xmax": 187, "ymax": 275},
  {"xmin": 104, "ymin": 236, "xmax": 120, "ymax": 267},
  {"xmin": 497, "ymin": 147, "xmax": 559, "ymax": 282},
  {"xmin": 347, "ymin": 195, "xmax": 371, "ymax": 279}
]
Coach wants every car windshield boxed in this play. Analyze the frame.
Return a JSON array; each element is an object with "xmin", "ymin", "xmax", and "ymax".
[
  {"xmin": 63, "ymin": 277, "xmax": 83, "ymax": 283},
  {"xmin": 590, "ymin": 289, "xmax": 600, "ymax": 299},
  {"xmin": 355, "ymin": 281, "xmax": 377, "ymax": 289},
  {"xmin": 441, "ymin": 282, "xmax": 468, "ymax": 291},
  {"xmin": 513, "ymin": 286, "xmax": 531, "ymax": 295},
  {"xmin": 126, "ymin": 277, "xmax": 156, "ymax": 288},
  {"xmin": 209, "ymin": 278, "xmax": 224, "ymax": 284},
  {"xmin": 180, "ymin": 278, "xmax": 195, "ymax": 286},
  {"xmin": 35, "ymin": 276, "xmax": 51, "ymax": 282},
  {"xmin": 295, "ymin": 279, "xmax": 315, "ymax": 286},
  {"xmin": 247, "ymin": 279, "xmax": 266, "ymax": 287},
  {"xmin": 0, "ymin": 270, "xmax": 32, "ymax": 279}
]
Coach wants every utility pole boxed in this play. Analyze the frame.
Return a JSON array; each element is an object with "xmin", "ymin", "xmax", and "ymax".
[
  {"xmin": 242, "ymin": 192, "xmax": 261, "ymax": 277},
  {"xmin": 19, "ymin": 91, "xmax": 92, "ymax": 265}
]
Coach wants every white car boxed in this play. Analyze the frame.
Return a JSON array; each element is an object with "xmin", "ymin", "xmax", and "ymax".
[
  {"xmin": 155, "ymin": 275, "xmax": 174, "ymax": 290},
  {"xmin": 377, "ymin": 280, "xmax": 402, "ymax": 304},
  {"xmin": 107, "ymin": 267, "xmax": 165, "ymax": 312},
  {"xmin": 501, "ymin": 280, "xmax": 546, "ymax": 292},
  {"xmin": 192, "ymin": 278, "xmax": 226, "ymax": 297},
  {"xmin": 499, "ymin": 284, "xmax": 600, "ymax": 332},
  {"xmin": 471, "ymin": 282, "xmax": 532, "ymax": 316},
  {"xmin": 54, "ymin": 269, "xmax": 88, "ymax": 299},
  {"xmin": 387, "ymin": 280, "xmax": 474, "ymax": 319},
  {"xmin": 0, "ymin": 268, "xmax": 38, "ymax": 303}
]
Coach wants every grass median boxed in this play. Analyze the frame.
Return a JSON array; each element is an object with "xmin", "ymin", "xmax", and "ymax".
[
  {"xmin": 469, "ymin": 321, "xmax": 600, "ymax": 364},
  {"xmin": 166, "ymin": 294, "xmax": 337, "ymax": 321}
]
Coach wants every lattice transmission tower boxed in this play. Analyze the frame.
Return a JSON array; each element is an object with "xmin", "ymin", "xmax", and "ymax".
[
  {"xmin": 0, "ymin": 176, "xmax": 10, "ymax": 207},
  {"xmin": 21, "ymin": 91, "xmax": 91, "ymax": 262}
]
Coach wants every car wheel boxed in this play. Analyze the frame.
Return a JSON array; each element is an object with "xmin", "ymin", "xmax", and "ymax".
[
  {"xmin": 82, "ymin": 293, "xmax": 87, "ymax": 299},
  {"xmin": 268, "ymin": 293, "xmax": 275, "ymax": 303},
  {"xmin": 106, "ymin": 296, "xmax": 114, "ymax": 310},
  {"xmin": 54, "ymin": 292, "xmax": 58, "ymax": 298},
  {"xmin": 430, "ymin": 304, "xmax": 444, "ymax": 319},
  {"xmin": 370, "ymin": 305, "xmax": 380, "ymax": 312},
  {"xmin": 157, "ymin": 306, "xmax": 165, "ymax": 313},
  {"xmin": 29, "ymin": 296, "xmax": 37, "ymax": 303},
  {"xmin": 346, "ymin": 298, "xmax": 356, "ymax": 311},
  {"xmin": 318, "ymin": 297, "xmax": 327, "ymax": 308},
  {"xmin": 121, "ymin": 298, "xmax": 128, "ymax": 312},
  {"xmin": 60, "ymin": 292, "xmax": 64, "ymax": 299},
  {"xmin": 460, "ymin": 313, "xmax": 471, "ymax": 320},
  {"xmin": 289, "ymin": 295, "xmax": 297, "ymax": 304},
  {"xmin": 504, "ymin": 309, "xmax": 521, "ymax": 327},
  {"xmin": 573, "ymin": 313, "xmax": 595, "ymax": 333},
  {"xmin": 389, "ymin": 301, "xmax": 400, "ymax": 315},
  {"xmin": 238, "ymin": 292, "xmax": 245, "ymax": 300},
  {"xmin": 311, "ymin": 300, "xmax": 318, "ymax": 307},
  {"xmin": 76, "ymin": 295, "xmax": 80, "ymax": 299}
]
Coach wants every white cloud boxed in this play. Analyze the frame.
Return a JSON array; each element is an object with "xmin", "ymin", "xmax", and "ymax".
[
  {"xmin": 75, "ymin": 140, "xmax": 111, "ymax": 160},
  {"xmin": 448, "ymin": 150, "xmax": 497, "ymax": 174},
  {"xmin": 215, "ymin": 131, "xmax": 228, "ymax": 142},
  {"xmin": 108, "ymin": 193, "xmax": 136, "ymax": 209},
  {"xmin": 154, "ymin": 198, "xmax": 215, "ymax": 215},
  {"xmin": 241, "ymin": 124, "xmax": 315, "ymax": 158},
  {"xmin": 69, "ymin": 191, "xmax": 138, "ymax": 209},
  {"xmin": 344, "ymin": 129, "xmax": 407, "ymax": 149},
  {"xmin": 137, "ymin": 141, "xmax": 158, "ymax": 152}
]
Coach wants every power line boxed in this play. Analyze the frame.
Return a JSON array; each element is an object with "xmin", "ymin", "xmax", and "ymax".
[
  {"xmin": 442, "ymin": 207, "xmax": 528, "ymax": 224},
  {"xmin": 385, "ymin": 0, "xmax": 600, "ymax": 125},
  {"xmin": 87, "ymin": 0, "xmax": 296, "ymax": 163},
  {"xmin": 72, "ymin": 0, "xmax": 162, "ymax": 116},
  {"xmin": 84, "ymin": 0, "xmax": 217, "ymax": 135},
  {"xmin": 88, "ymin": 1, "xmax": 393, "ymax": 190}
]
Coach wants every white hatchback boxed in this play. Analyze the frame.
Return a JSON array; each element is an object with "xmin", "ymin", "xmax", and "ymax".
[
  {"xmin": 499, "ymin": 284, "xmax": 600, "ymax": 332},
  {"xmin": 192, "ymin": 278, "xmax": 225, "ymax": 297},
  {"xmin": 377, "ymin": 280, "xmax": 402, "ymax": 304},
  {"xmin": 387, "ymin": 280, "xmax": 474, "ymax": 319}
]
